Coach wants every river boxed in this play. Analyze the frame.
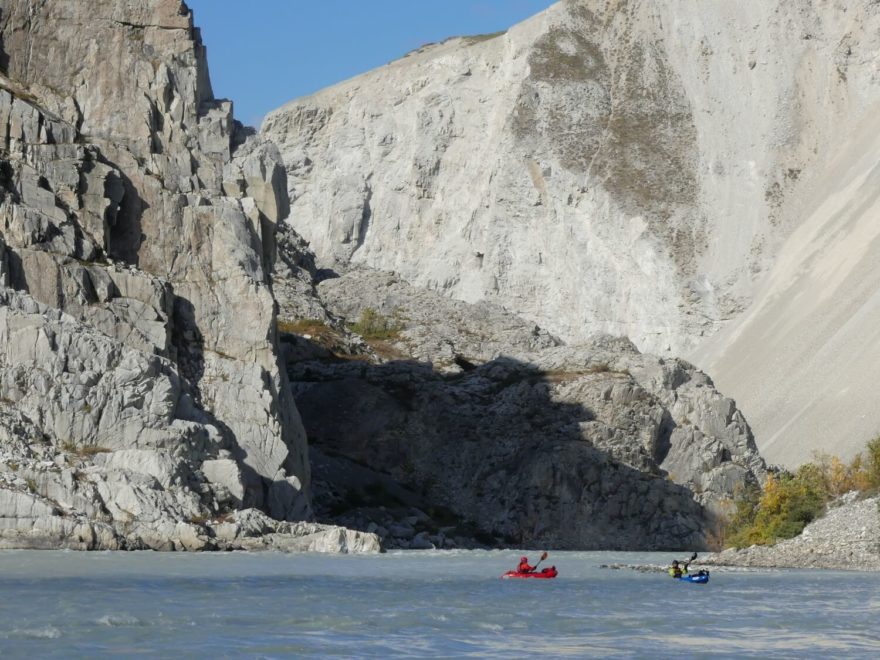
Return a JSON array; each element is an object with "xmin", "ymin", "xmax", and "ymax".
[{"xmin": 0, "ymin": 550, "xmax": 877, "ymax": 657}]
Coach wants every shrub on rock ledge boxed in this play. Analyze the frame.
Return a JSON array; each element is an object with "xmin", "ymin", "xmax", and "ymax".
[{"xmin": 348, "ymin": 308, "xmax": 405, "ymax": 340}]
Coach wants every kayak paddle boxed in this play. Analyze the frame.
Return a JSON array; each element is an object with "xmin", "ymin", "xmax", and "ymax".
[{"xmin": 533, "ymin": 551, "xmax": 549, "ymax": 571}]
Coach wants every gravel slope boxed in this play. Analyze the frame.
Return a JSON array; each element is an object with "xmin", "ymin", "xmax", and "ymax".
[{"xmin": 701, "ymin": 494, "xmax": 880, "ymax": 571}]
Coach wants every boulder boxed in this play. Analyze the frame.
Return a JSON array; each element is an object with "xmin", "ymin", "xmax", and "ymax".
[{"xmin": 201, "ymin": 458, "xmax": 246, "ymax": 507}]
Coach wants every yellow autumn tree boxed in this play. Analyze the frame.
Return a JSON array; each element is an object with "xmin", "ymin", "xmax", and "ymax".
[{"xmin": 725, "ymin": 436, "xmax": 880, "ymax": 549}]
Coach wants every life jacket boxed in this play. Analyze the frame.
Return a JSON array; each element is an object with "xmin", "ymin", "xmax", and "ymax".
[
  {"xmin": 669, "ymin": 565, "xmax": 687, "ymax": 578},
  {"xmin": 518, "ymin": 561, "xmax": 535, "ymax": 573}
]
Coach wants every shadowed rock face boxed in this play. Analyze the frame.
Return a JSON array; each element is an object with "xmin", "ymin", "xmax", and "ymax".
[
  {"xmin": 291, "ymin": 356, "xmax": 711, "ymax": 550},
  {"xmin": 263, "ymin": 0, "xmax": 880, "ymax": 465},
  {"xmin": 282, "ymin": 267, "xmax": 766, "ymax": 550},
  {"xmin": 0, "ymin": 0, "xmax": 345, "ymax": 549}
]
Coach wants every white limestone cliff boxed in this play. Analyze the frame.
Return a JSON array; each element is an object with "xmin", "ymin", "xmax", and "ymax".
[
  {"xmin": 0, "ymin": 0, "xmax": 379, "ymax": 549},
  {"xmin": 692, "ymin": 110, "xmax": 880, "ymax": 465},
  {"xmin": 262, "ymin": 0, "xmax": 880, "ymax": 466}
]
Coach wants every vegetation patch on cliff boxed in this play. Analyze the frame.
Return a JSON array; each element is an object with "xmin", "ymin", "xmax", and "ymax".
[
  {"xmin": 725, "ymin": 437, "xmax": 880, "ymax": 548},
  {"xmin": 278, "ymin": 317, "xmax": 334, "ymax": 339},
  {"xmin": 461, "ymin": 31, "xmax": 506, "ymax": 46},
  {"xmin": 347, "ymin": 307, "xmax": 405, "ymax": 340}
]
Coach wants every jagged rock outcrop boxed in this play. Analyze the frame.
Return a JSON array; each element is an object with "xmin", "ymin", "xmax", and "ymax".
[
  {"xmin": 0, "ymin": 0, "xmax": 379, "ymax": 550},
  {"xmin": 285, "ymin": 269, "xmax": 766, "ymax": 549},
  {"xmin": 263, "ymin": 0, "xmax": 880, "ymax": 466},
  {"xmin": 273, "ymin": 222, "xmax": 336, "ymax": 324},
  {"xmin": 318, "ymin": 269, "xmax": 561, "ymax": 368},
  {"xmin": 0, "ymin": 345, "xmax": 379, "ymax": 552}
]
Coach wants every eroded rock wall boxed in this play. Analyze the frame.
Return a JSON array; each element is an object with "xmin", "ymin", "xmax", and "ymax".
[
  {"xmin": 0, "ymin": 0, "xmax": 328, "ymax": 547},
  {"xmin": 285, "ymin": 269, "xmax": 766, "ymax": 550}
]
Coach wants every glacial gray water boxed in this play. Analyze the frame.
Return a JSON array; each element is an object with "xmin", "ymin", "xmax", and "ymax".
[{"xmin": 0, "ymin": 550, "xmax": 878, "ymax": 658}]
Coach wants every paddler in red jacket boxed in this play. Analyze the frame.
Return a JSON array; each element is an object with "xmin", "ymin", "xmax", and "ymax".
[{"xmin": 517, "ymin": 556, "xmax": 535, "ymax": 573}]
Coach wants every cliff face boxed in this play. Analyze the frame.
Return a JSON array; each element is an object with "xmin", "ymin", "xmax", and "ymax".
[
  {"xmin": 262, "ymin": 0, "xmax": 880, "ymax": 465},
  {"xmin": 0, "ymin": 0, "xmax": 349, "ymax": 549},
  {"xmin": 691, "ymin": 111, "xmax": 880, "ymax": 466},
  {"xmin": 280, "ymin": 267, "xmax": 766, "ymax": 550}
]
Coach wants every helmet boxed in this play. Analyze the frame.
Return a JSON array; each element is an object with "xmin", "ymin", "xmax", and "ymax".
[
  {"xmin": 520, "ymin": 556, "xmax": 528, "ymax": 562},
  {"xmin": 672, "ymin": 560, "xmax": 679, "ymax": 566}
]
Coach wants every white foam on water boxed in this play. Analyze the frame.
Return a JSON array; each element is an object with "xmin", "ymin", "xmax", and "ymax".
[
  {"xmin": 10, "ymin": 627, "xmax": 62, "ymax": 639},
  {"xmin": 476, "ymin": 622, "xmax": 503, "ymax": 633},
  {"xmin": 97, "ymin": 614, "xmax": 142, "ymax": 627}
]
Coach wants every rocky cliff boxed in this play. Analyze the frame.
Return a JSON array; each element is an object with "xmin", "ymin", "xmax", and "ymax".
[
  {"xmin": 279, "ymin": 263, "xmax": 766, "ymax": 550},
  {"xmin": 0, "ymin": 0, "xmax": 379, "ymax": 551},
  {"xmin": 262, "ymin": 0, "xmax": 880, "ymax": 466}
]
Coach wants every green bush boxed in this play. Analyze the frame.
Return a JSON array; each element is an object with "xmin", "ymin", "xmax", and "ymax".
[
  {"xmin": 724, "ymin": 482, "xmax": 760, "ymax": 544},
  {"xmin": 348, "ymin": 308, "xmax": 404, "ymax": 340},
  {"xmin": 725, "ymin": 435, "xmax": 880, "ymax": 549},
  {"xmin": 864, "ymin": 437, "xmax": 880, "ymax": 489},
  {"xmin": 725, "ymin": 467, "xmax": 828, "ymax": 548}
]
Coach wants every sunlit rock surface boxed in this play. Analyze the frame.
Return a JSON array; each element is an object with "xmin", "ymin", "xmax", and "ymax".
[
  {"xmin": 0, "ymin": 0, "xmax": 376, "ymax": 550},
  {"xmin": 263, "ymin": 0, "xmax": 880, "ymax": 466}
]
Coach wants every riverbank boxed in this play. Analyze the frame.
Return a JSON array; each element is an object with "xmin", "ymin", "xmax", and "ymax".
[
  {"xmin": 699, "ymin": 494, "xmax": 880, "ymax": 571},
  {"xmin": 600, "ymin": 494, "xmax": 880, "ymax": 572}
]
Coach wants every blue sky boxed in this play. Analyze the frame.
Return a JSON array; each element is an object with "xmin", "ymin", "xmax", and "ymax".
[{"xmin": 186, "ymin": 0, "xmax": 557, "ymax": 128}]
